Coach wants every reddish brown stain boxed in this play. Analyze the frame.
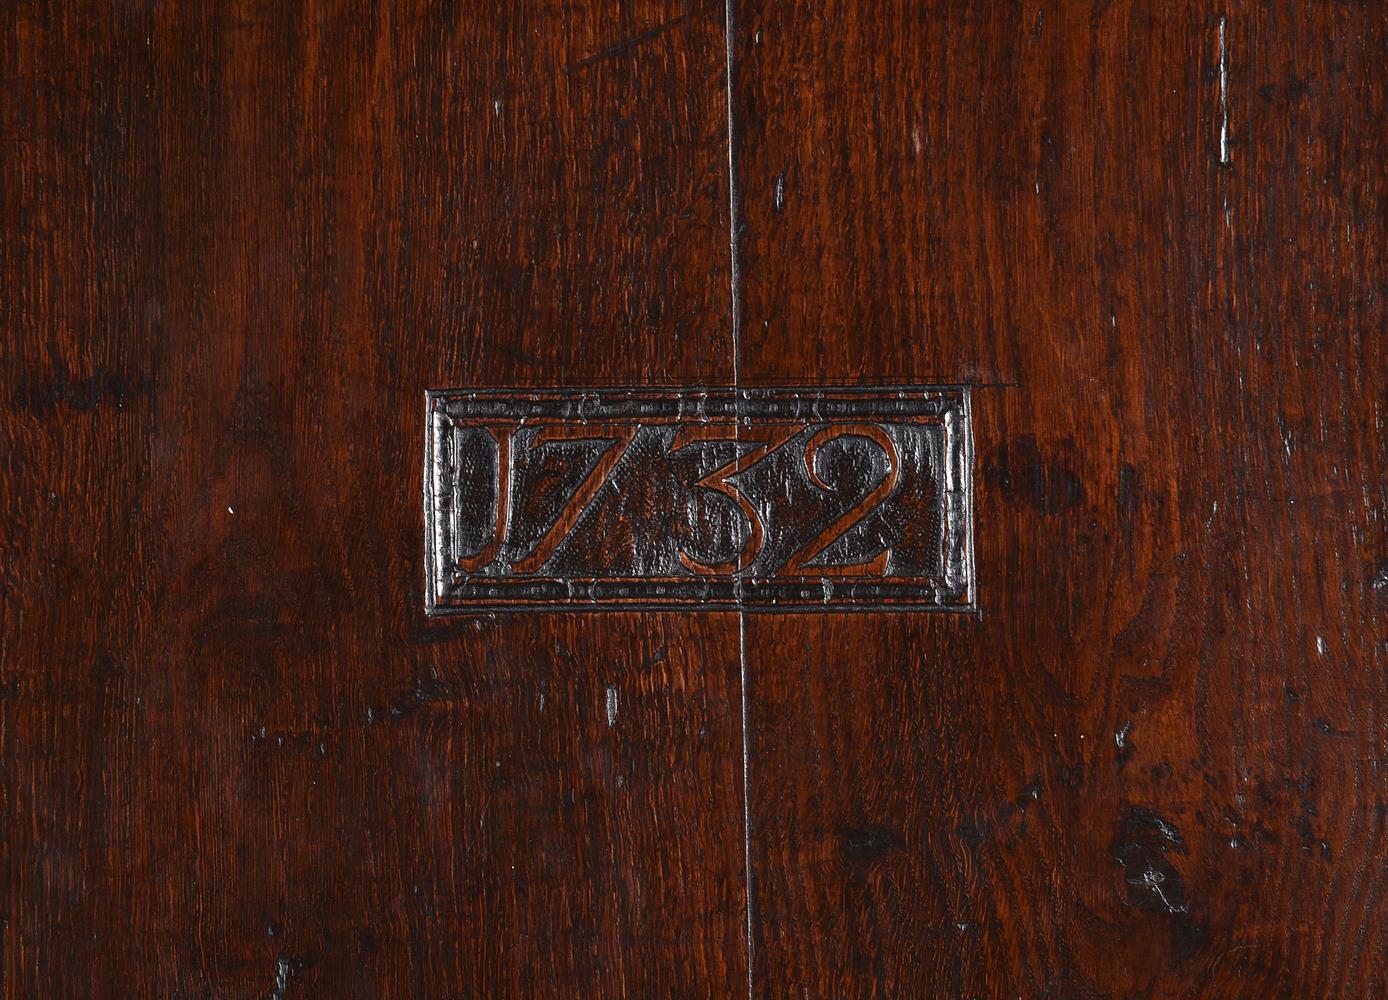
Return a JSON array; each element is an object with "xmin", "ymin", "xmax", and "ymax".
[{"xmin": 2, "ymin": 1, "xmax": 1384, "ymax": 997}]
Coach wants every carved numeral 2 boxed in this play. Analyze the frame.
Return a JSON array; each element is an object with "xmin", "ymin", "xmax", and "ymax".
[{"xmin": 781, "ymin": 424, "xmax": 900, "ymax": 576}]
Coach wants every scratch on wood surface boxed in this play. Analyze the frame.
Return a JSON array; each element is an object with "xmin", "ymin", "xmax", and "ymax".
[
  {"xmin": 1218, "ymin": 16, "xmax": 1230, "ymax": 165},
  {"xmin": 567, "ymin": 9, "xmax": 707, "ymax": 73}
]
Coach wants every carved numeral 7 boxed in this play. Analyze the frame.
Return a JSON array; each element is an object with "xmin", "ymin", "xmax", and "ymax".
[{"xmin": 509, "ymin": 425, "xmax": 639, "ymax": 574}]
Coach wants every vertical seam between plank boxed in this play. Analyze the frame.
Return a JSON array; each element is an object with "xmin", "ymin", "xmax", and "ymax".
[{"xmin": 721, "ymin": 1, "xmax": 753, "ymax": 997}]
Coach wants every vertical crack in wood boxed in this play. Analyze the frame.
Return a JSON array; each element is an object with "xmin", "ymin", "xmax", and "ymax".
[
  {"xmin": 737, "ymin": 604, "xmax": 753, "ymax": 999},
  {"xmin": 722, "ymin": 1, "xmax": 754, "ymax": 996}
]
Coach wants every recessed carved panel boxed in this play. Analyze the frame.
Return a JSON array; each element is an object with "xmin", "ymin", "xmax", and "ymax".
[{"xmin": 424, "ymin": 388, "xmax": 973, "ymax": 611}]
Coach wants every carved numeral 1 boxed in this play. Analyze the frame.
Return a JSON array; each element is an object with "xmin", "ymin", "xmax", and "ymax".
[{"xmin": 454, "ymin": 423, "xmax": 511, "ymax": 574}]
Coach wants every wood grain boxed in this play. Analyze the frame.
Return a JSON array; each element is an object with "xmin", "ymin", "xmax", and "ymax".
[
  {"xmin": 2, "ymin": 0, "xmax": 1385, "ymax": 996},
  {"xmin": 733, "ymin": 0, "xmax": 1387, "ymax": 995},
  {"xmin": 2, "ymin": 1, "xmax": 743, "ymax": 996}
]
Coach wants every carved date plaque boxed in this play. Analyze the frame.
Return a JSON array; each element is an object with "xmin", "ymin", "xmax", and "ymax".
[{"xmin": 424, "ymin": 388, "xmax": 973, "ymax": 611}]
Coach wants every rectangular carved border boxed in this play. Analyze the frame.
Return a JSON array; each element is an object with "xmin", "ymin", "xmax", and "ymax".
[{"xmin": 423, "ymin": 387, "xmax": 974, "ymax": 613}]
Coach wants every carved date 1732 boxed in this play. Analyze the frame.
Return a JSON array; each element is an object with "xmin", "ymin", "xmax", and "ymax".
[{"xmin": 424, "ymin": 388, "xmax": 973, "ymax": 611}]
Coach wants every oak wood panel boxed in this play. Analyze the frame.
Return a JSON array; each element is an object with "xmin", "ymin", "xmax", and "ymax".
[
  {"xmin": 1, "ymin": 1, "xmax": 743, "ymax": 996},
  {"xmin": 733, "ymin": 1, "xmax": 1386, "ymax": 995}
]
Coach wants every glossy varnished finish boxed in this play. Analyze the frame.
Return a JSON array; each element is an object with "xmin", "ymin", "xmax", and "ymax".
[
  {"xmin": 2, "ymin": 1, "xmax": 743, "ymax": 996},
  {"xmin": 734, "ymin": 1, "xmax": 1386, "ymax": 995},
  {"xmin": 3, "ymin": 1, "xmax": 1385, "ymax": 997}
]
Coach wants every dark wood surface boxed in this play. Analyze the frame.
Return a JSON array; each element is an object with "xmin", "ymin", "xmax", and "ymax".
[
  {"xmin": 733, "ymin": 1, "xmax": 1387, "ymax": 996},
  {"xmin": 2, "ymin": 2, "xmax": 744, "ymax": 996},
  {"xmin": 2, "ymin": 2, "xmax": 1384, "ymax": 998}
]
